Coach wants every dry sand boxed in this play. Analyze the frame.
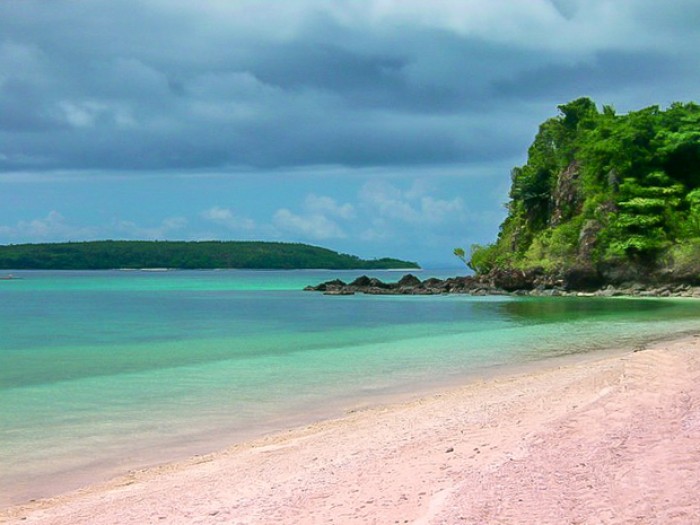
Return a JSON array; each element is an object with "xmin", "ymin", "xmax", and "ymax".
[{"xmin": 3, "ymin": 336, "xmax": 700, "ymax": 524}]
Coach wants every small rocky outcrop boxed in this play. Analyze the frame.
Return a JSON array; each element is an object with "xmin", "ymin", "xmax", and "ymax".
[
  {"xmin": 397, "ymin": 274, "xmax": 422, "ymax": 288},
  {"xmin": 350, "ymin": 276, "xmax": 390, "ymax": 289},
  {"xmin": 303, "ymin": 279, "xmax": 346, "ymax": 292}
]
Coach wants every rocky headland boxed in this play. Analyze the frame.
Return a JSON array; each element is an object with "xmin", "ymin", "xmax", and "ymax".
[
  {"xmin": 450, "ymin": 99, "xmax": 700, "ymax": 296},
  {"xmin": 306, "ymin": 99, "xmax": 700, "ymax": 298}
]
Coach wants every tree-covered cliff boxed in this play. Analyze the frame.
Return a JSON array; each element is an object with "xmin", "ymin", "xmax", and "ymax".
[
  {"xmin": 0, "ymin": 241, "xmax": 419, "ymax": 270},
  {"xmin": 467, "ymin": 98, "xmax": 700, "ymax": 286}
]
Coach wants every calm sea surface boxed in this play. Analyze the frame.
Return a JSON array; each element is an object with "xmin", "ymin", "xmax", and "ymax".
[{"xmin": 2, "ymin": 269, "xmax": 700, "ymax": 505}]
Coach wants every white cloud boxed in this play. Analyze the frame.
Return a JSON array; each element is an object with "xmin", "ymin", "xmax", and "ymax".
[
  {"xmin": 304, "ymin": 194, "xmax": 355, "ymax": 219},
  {"xmin": 57, "ymin": 101, "xmax": 106, "ymax": 128},
  {"xmin": 113, "ymin": 216, "xmax": 188, "ymax": 240},
  {"xmin": 420, "ymin": 196, "xmax": 465, "ymax": 223},
  {"xmin": 273, "ymin": 208, "xmax": 346, "ymax": 240},
  {"xmin": 0, "ymin": 211, "xmax": 97, "ymax": 241},
  {"xmin": 359, "ymin": 217, "xmax": 391, "ymax": 242},
  {"xmin": 335, "ymin": 0, "xmax": 562, "ymax": 42},
  {"xmin": 201, "ymin": 206, "xmax": 256, "ymax": 231},
  {"xmin": 360, "ymin": 181, "xmax": 465, "ymax": 225},
  {"xmin": 55, "ymin": 100, "xmax": 137, "ymax": 130},
  {"xmin": 162, "ymin": 216, "xmax": 188, "ymax": 230},
  {"xmin": 0, "ymin": 211, "xmax": 192, "ymax": 243},
  {"xmin": 360, "ymin": 181, "xmax": 415, "ymax": 222},
  {"xmin": 270, "ymin": 193, "xmax": 355, "ymax": 240},
  {"xmin": 327, "ymin": 0, "xmax": 687, "ymax": 54}
]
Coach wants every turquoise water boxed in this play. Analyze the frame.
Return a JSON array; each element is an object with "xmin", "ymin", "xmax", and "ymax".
[{"xmin": 2, "ymin": 269, "xmax": 700, "ymax": 505}]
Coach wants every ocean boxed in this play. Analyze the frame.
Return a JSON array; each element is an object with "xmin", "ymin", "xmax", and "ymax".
[{"xmin": 2, "ymin": 269, "xmax": 700, "ymax": 505}]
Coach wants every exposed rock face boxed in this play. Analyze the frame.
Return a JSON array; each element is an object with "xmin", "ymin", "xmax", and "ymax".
[
  {"xmin": 577, "ymin": 220, "xmax": 602, "ymax": 261},
  {"xmin": 487, "ymin": 268, "xmax": 539, "ymax": 292},
  {"xmin": 561, "ymin": 265, "xmax": 604, "ymax": 291},
  {"xmin": 550, "ymin": 162, "xmax": 582, "ymax": 227},
  {"xmin": 598, "ymin": 262, "xmax": 651, "ymax": 286}
]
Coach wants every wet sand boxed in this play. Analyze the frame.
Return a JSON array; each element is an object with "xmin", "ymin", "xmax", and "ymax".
[{"xmin": 3, "ymin": 335, "xmax": 700, "ymax": 524}]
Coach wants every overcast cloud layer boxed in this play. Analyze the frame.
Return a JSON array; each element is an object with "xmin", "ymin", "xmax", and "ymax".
[{"xmin": 1, "ymin": 0, "xmax": 699, "ymax": 266}]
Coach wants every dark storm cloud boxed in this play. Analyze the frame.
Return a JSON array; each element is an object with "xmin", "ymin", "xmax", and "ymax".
[
  {"xmin": 241, "ymin": 18, "xmax": 536, "ymax": 114},
  {"xmin": 249, "ymin": 42, "xmax": 406, "ymax": 95},
  {"xmin": 1, "ymin": 0, "xmax": 699, "ymax": 173},
  {"xmin": 493, "ymin": 50, "xmax": 682, "ymax": 102}
]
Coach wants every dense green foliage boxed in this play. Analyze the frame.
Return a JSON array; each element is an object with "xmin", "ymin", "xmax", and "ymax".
[
  {"xmin": 465, "ymin": 98, "xmax": 700, "ymax": 282},
  {"xmin": 0, "ymin": 241, "xmax": 419, "ymax": 270}
]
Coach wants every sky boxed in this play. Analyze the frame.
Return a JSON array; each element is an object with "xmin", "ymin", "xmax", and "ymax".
[{"xmin": 1, "ymin": 0, "xmax": 699, "ymax": 268}]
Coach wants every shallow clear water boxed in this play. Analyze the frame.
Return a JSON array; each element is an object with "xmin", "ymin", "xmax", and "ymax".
[{"xmin": 2, "ymin": 269, "xmax": 700, "ymax": 505}]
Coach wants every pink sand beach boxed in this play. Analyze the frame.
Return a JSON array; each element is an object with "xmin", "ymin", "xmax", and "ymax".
[{"xmin": 3, "ymin": 336, "xmax": 700, "ymax": 524}]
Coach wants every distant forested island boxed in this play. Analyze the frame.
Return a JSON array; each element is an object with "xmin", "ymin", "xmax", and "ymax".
[
  {"xmin": 0, "ymin": 241, "xmax": 419, "ymax": 270},
  {"xmin": 458, "ymin": 98, "xmax": 700, "ymax": 289}
]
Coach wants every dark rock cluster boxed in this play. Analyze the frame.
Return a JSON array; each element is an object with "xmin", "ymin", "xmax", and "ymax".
[
  {"xmin": 305, "ymin": 274, "xmax": 492, "ymax": 296},
  {"xmin": 305, "ymin": 270, "xmax": 700, "ymax": 298}
]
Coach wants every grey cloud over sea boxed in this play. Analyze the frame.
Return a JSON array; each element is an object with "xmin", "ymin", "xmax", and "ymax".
[{"xmin": 2, "ymin": 0, "xmax": 699, "ymax": 173}]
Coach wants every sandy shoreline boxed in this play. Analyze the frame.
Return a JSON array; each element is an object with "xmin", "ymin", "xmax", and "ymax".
[{"xmin": 3, "ymin": 336, "xmax": 700, "ymax": 524}]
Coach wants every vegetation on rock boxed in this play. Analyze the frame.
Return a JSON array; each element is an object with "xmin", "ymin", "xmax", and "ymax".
[
  {"xmin": 462, "ymin": 98, "xmax": 700, "ymax": 285},
  {"xmin": 0, "ymin": 241, "xmax": 419, "ymax": 270}
]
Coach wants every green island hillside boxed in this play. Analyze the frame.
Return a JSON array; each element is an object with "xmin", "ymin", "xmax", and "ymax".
[
  {"xmin": 464, "ymin": 98, "xmax": 700, "ymax": 288},
  {"xmin": 0, "ymin": 241, "xmax": 419, "ymax": 270}
]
